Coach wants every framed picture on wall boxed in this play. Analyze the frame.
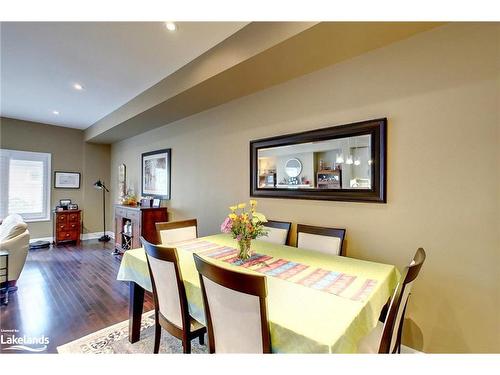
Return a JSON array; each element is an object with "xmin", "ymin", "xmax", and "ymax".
[
  {"xmin": 54, "ymin": 171, "xmax": 81, "ymax": 189},
  {"xmin": 118, "ymin": 163, "xmax": 126, "ymax": 199},
  {"xmin": 141, "ymin": 148, "xmax": 171, "ymax": 200}
]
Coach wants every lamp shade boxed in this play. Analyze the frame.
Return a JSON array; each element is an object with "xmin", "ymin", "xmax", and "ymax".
[
  {"xmin": 93, "ymin": 180, "xmax": 104, "ymax": 189},
  {"xmin": 93, "ymin": 180, "xmax": 109, "ymax": 192}
]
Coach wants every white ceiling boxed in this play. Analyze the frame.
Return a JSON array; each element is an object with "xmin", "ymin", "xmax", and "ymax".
[{"xmin": 0, "ymin": 22, "xmax": 247, "ymax": 129}]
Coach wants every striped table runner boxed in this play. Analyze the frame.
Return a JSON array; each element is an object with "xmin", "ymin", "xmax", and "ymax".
[{"xmin": 174, "ymin": 239, "xmax": 378, "ymax": 302}]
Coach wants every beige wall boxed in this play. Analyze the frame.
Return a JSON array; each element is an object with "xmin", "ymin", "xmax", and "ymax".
[
  {"xmin": 111, "ymin": 23, "xmax": 499, "ymax": 353},
  {"xmin": 0, "ymin": 118, "xmax": 111, "ymax": 238}
]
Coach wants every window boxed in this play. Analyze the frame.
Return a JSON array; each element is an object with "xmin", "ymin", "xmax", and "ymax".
[{"xmin": 0, "ymin": 149, "xmax": 51, "ymax": 221}]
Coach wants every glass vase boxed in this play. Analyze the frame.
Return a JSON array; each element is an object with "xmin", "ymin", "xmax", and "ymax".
[{"xmin": 237, "ymin": 238, "xmax": 252, "ymax": 261}]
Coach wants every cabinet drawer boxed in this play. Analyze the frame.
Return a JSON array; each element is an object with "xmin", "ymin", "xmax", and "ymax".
[
  {"xmin": 57, "ymin": 231, "xmax": 79, "ymax": 241},
  {"xmin": 57, "ymin": 223, "xmax": 69, "ymax": 231},
  {"xmin": 57, "ymin": 214, "xmax": 69, "ymax": 223},
  {"xmin": 67, "ymin": 222, "xmax": 79, "ymax": 231},
  {"xmin": 68, "ymin": 212, "xmax": 80, "ymax": 222}
]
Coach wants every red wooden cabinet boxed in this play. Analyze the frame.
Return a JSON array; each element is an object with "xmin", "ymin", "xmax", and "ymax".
[{"xmin": 54, "ymin": 210, "xmax": 81, "ymax": 246}]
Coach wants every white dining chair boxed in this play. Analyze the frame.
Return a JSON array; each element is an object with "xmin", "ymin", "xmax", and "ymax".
[
  {"xmin": 193, "ymin": 253, "xmax": 271, "ymax": 353},
  {"xmin": 141, "ymin": 237, "xmax": 206, "ymax": 353},
  {"xmin": 261, "ymin": 220, "xmax": 291, "ymax": 245},
  {"xmin": 156, "ymin": 219, "xmax": 198, "ymax": 245},
  {"xmin": 357, "ymin": 248, "xmax": 426, "ymax": 353},
  {"xmin": 296, "ymin": 224, "xmax": 346, "ymax": 256}
]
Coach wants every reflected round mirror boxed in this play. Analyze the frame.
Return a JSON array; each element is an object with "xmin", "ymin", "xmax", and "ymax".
[{"xmin": 285, "ymin": 158, "xmax": 302, "ymax": 177}]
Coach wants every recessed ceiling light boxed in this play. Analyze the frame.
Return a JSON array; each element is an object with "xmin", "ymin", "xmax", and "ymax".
[
  {"xmin": 165, "ymin": 22, "xmax": 177, "ymax": 31},
  {"xmin": 52, "ymin": 110, "xmax": 60, "ymax": 115},
  {"xmin": 73, "ymin": 83, "xmax": 84, "ymax": 91}
]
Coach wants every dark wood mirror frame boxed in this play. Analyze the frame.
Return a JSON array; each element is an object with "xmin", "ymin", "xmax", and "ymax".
[{"xmin": 250, "ymin": 118, "xmax": 387, "ymax": 203}]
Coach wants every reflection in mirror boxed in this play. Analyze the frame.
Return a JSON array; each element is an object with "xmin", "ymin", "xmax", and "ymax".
[
  {"xmin": 251, "ymin": 118, "xmax": 386, "ymax": 202},
  {"xmin": 285, "ymin": 158, "xmax": 302, "ymax": 178},
  {"xmin": 257, "ymin": 135, "xmax": 372, "ymax": 190}
]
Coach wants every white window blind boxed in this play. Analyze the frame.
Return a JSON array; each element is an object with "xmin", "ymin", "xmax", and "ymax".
[{"xmin": 0, "ymin": 149, "xmax": 51, "ymax": 221}]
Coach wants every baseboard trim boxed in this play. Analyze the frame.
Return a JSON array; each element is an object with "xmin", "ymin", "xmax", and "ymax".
[
  {"xmin": 81, "ymin": 231, "xmax": 115, "ymax": 241},
  {"xmin": 30, "ymin": 231, "xmax": 115, "ymax": 243}
]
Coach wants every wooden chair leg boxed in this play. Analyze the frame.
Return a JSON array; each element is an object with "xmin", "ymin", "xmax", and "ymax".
[
  {"xmin": 182, "ymin": 337, "xmax": 191, "ymax": 354},
  {"xmin": 396, "ymin": 297, "xmax": 409, "ymax": 354},
  {"xmin": 199, "ymin": 333, "xmax": 204, "ymax": 345},
  {"xmin": 153, "ymin": 322, "xmax": 161, "ymax": 354}
]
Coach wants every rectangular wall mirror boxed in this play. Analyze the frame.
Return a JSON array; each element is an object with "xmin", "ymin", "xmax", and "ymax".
[{"xmin": 250, "ymin": 118, "xmax": 387, "ymax": 203}]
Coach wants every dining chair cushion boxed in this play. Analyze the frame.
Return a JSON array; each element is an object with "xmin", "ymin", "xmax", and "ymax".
[
  {"xmin": 202, "ymin": 275, "xmax": 263, "ymax": 353},
  {"xmin": 357, "ymin": 321, "xmax": 383, "ymax": 353},
  {"xmin": 159, "ymin": 226, "xmax": 197, "ymax": 245},
  {"xmin": 261, "ymin": 227, "xmax": 288, "ymax": 245},
  {"xmin": 297, "ymin": 232, "xmax": 342, "ymax": 255},
  {"xmin": 146, "ymin": 254, "xmax": 183, "ymax": 328}
]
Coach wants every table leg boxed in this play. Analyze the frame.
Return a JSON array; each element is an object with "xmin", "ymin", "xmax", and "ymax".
[{"xmin": 128, "ymin": 281, "xmax": 145, "ymax": 343}]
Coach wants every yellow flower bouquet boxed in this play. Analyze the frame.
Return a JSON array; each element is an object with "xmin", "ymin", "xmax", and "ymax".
[{"xmin": 220, "ymin": 200, "xmax": 268, "ymax": 260}]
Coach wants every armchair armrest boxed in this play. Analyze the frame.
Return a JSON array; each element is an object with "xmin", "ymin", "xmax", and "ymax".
[{"xmin": 0, "ymin": 230, "xmax": 30, "ymax": 281}]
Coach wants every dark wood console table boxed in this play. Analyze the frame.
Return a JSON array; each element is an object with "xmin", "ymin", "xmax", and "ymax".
[{"xmin": 114, "ymin": 205, "xmax": 167, "ymax": 253}]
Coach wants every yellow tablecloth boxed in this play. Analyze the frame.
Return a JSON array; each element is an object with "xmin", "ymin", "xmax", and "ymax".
[{"xmin": 117, "ymin": 234, "xmax": 399, "ymax": 353}]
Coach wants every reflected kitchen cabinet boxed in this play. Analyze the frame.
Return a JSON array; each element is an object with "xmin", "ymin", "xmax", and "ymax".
[{"xmin": 317, "ymin": 169, "xmax": 341, "ymax": 189}]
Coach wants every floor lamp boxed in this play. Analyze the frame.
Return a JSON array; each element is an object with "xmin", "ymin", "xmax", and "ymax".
[{"xmin": 93, "ymin": 180, "xmax": 110, "ymax": 242}]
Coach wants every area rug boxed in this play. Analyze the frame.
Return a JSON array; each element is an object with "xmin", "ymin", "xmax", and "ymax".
[{"xmin": 57, "ymin": 311, "xmax": 208, "ymax": 354}]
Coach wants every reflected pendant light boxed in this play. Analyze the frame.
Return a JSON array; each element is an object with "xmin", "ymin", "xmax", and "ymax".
[
  {"xmin": 352, "ymin": 136, "xmax": 360, "ymax": 165},
  {"xmin": 346, "ymin": 137, "xmax": 354, "ymax": 165}
]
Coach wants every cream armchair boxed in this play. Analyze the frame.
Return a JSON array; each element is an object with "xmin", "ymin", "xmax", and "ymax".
[{"xmin": 0, "ymin": 214, "xmax": 30, "ymax": 288}]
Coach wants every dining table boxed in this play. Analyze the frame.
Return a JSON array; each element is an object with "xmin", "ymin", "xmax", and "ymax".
[{"xmin": 116, "ymin": 233, "xmax": 400, "ymax": 353}]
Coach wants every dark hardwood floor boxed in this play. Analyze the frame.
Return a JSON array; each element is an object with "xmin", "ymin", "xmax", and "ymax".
[{"xmin": 0, "ymin": 240, "xmax": 154, "ymax": 353}]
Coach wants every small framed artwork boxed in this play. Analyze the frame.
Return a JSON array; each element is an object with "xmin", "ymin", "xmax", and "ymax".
[
  {"xmin": 118, "ymin": 164, "xmax": 126, "ymax": 199},
  {"xmin": 140, "ymin": 198, "xmax": 152, "ymax": 208},
  {"xmin": 152, "ymin": 198, "xmax": 161, "ymax": 208},
  {"xmin": 141, "ymin": 148, "xmax": 171, "ymax": 200},
  {"xmin": 68, "ymin": 203, "xmax": 79, "ymax": 210},
  {"xmin": 54, "ymin": 171, "xmax": 81, "ymax": 189}
]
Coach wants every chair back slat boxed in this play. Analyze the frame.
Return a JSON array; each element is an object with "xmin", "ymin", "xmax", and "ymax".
[
  {"xmin": 378, "ymin": 248, "xmax": 426, "ymax": 353},
  {"xmin": 262, "ymin": 220, "xmax": 291, "ymax": 245},
  {"xmin": 142, "ymin": 237, "xmax": 189, "ymax": 330},
  {"xmin": 156, "ymin": 219, "xmax": 198, "ymax": 245},
  {"xmin": 147, "ymin": 255, "xmax": 183, "ymax": 327},
  {"xmin": 296, "ymin": 224, "xmax": 346, "ymax": 256},
  {"xmin": 193, "ymin": 253, "xmax": 271, "ymax": 353},
  {"xmin": 202, "ymin": 275, "xmax": 263, "ymax": 353}
]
